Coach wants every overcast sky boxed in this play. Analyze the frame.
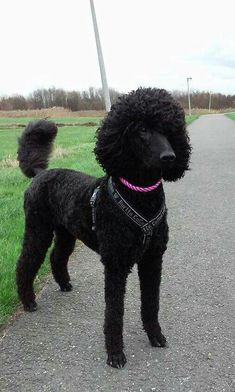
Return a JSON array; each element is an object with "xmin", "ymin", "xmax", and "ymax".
[{"xmin": 1, "ymin": 0, "xmax": 234, "ymax": 96}]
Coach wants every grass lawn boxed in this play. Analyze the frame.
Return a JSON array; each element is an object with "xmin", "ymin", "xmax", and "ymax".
[
  {"xmin": 0, "ymin": 117, "xmax": 102, "ymax": 125},
  {"xmin": 186, "ymin": 114, "xmax": 199, "ymax": 124},
  {"xmin": 0, "ymin": 114, "xmax": 196, "ymax": 327},
  {"xmin": 226, "ymin": 113, "xmax": 235, "ymax": 121}
]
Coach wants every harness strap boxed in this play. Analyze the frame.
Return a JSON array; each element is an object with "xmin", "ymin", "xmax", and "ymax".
[
  {"xmin": 108, "ymin": 177, "xmax": 166, "ymax": 252},
  {"xmin": 90, "ymin": 178, "xmax": 166, "ymax": 253},
  {"xmin": 90, "ymin": 186, "xmax": 100, "ymax": 231}
]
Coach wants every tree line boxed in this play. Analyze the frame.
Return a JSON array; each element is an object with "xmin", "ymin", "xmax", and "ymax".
[
  {"xmin": 0, "ymin": 87, "xmax": 120, "ymax": 111},
  {"xmin": 172, "ymin": 90, "xmax": 235, "ymax": 111},
  {"xmin": 0, "ymin": 87, "xmax": 234, "ymax": 111}
]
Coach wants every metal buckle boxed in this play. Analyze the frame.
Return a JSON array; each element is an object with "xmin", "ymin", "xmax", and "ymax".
[{"xmin": 142, "ymin": 223, "xmax": 153, "ymax": 234}]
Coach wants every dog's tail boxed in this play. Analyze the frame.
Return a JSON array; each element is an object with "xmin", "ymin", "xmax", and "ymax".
[{"xmin": 17, "ymin": 120, "xmax": 58, "ymax": 178}]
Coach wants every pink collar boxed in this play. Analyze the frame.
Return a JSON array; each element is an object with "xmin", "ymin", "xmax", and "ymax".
[{"xmin": 119, "ymin": 177, "xmax": 162, "ymax": 192}]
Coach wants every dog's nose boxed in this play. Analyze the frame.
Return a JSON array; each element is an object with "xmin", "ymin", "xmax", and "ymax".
[{"xmin": 160, "ymin": 152, "xmax": 176, "ymax": 163}]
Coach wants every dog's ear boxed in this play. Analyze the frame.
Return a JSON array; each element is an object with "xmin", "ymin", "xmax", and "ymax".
[
  {"xmin": 94, "ymin": 123, "xmax": 126, "ymax": 176},
  {"xmin": 162, "ymin": 126, "xmax": 192, "ymax": 182},
  {"xmin": 94, "ymin": 101, "xmax": 138, "ymax": 176}
]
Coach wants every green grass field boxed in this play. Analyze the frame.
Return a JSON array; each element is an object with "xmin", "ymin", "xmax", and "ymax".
[
  {"xmin": 0, "ymin": 117, "xmax": 101, "ymax": 125},
  {"xmin": 226, "ymin": 113, "xmax": 235, "ymax": 121},
  {"xmin": 186, "ymin": 115, "xmax": 199, "ymax": 124},
  {"xmin": 0, "ymin": 114, "xmax": 196, "ymax": 327}
]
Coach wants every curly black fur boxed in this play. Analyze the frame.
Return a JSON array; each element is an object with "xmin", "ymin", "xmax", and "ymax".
[
  {"xmin": 95, "ymin": 88, "xmax": 191, "ymax": 181},
  {"xmin": 16, "ymin": 87, "xmax": 191, "ymax": 368},
  {"xmin": 17, "ymin": 120, "xmax": 57, "ymax": 177}
]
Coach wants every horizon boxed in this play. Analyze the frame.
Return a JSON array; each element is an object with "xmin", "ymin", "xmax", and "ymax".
[{"xmin": 1, "ymin": 86, "xmax": 235, "ymax": 99}]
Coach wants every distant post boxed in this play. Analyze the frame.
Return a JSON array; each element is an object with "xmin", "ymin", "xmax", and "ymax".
[
  {"xmin": 209, "ymin": 92, "xmax": 212, "ymax": 113},
  {"xmin": 90, "ymin": 0, "xmax": 111, "ymax": 111},
  {"xmin": 187, "ymin": 77, "xmax": 192, "ymax": 116}
]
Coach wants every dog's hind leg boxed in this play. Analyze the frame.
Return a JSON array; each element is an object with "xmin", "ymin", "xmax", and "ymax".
[
  {"xmin": 138, "ymin": 252, "xmax": 167, "ymax": 348},
  {"xmin": 50, "ymin": 227, "xmax": 76, "ymax": 292},
  {"xmin": 16, "ymin": 221, "xmax": 53, "ymax": 312}
]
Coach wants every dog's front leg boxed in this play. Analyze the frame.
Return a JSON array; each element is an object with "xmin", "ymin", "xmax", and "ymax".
[
  {"xmin": 103, "ymin": 265, "xmax": 128, "ymax": 368},
  {"xmin": 138, "ymin": 254, "xmax": 167, "ymax": 348}
]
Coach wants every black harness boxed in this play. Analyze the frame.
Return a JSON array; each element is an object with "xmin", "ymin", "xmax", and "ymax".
[{"xmin": 90, "ymin": 177, "xmax": 166, "ymax": 252}]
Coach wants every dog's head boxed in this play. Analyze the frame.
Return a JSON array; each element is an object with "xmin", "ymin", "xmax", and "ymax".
[{"xmin": 95, "ymin": 88, "xmax": 191, "ymax": 182}]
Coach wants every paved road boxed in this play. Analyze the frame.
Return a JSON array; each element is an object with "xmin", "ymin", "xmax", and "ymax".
[{"xmin": 1, "ymin": 115, "xmax": 235, "ymax": 392}]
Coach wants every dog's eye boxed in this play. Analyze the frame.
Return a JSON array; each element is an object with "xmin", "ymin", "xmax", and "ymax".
[
  {"xmin": 139, "ymin": 128, "xmax": 146, "ymax": 136},
  {"xmin": 140, "ymin": 130, "xmax": 151, "ymax": 143}
]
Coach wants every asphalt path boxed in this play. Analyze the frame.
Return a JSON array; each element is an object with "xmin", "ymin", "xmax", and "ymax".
[{"xmin": 1, "ymin": 114, "xmax": 235, "ymax": 392}]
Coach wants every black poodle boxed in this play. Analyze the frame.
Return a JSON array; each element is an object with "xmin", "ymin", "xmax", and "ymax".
[{"xmin": 16, "ymin": 87, "xmax": 191, "ymax": 368}]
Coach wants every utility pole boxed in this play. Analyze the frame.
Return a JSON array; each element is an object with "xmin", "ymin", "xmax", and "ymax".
[
  {"xmin": 187, "ymin": 77, "xmax": 192, "ymax": 116},
  {"xmin": 209, "ymin": 92, "xmax": 212, "ymax": 113},
  {"xmin": 90, "ymin": 0, "xmax": 111, "ymax": 111}
]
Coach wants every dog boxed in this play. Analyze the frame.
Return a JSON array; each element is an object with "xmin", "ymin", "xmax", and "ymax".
[{"xmin": 16, "ymin": 87, "xmax": 191, "ymax": 368}]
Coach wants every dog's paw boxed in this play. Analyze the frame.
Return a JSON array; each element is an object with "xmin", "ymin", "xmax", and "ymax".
[
  {"xmin": 107, "ymin": 352, "xmax": 127, "ymax": 368},
  {"xmin": 143, "ymin": 322, "xmax": 168, "ymax": 348},
  {"xmin": 149, "ymin": 332, "xmax": 168, "ymax": 348},
  {"xmin": 60, "ymin": 282, "xmax": 73, "ymax": 292},
  {"xmin": 23, "ymin": 301, "xmax": 37, "ymax": 312}
]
